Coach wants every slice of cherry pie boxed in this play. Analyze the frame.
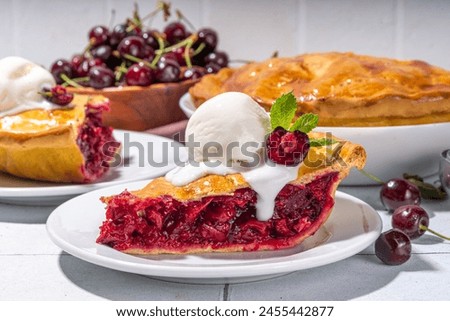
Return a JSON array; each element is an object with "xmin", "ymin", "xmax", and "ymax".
[
  {"xmin": 0, "ymin": 95, "xmax": 120, "ymax": 183},
  {"xmin": 97, "ymin": 132, "xmax": 365, "ymax": 254}
]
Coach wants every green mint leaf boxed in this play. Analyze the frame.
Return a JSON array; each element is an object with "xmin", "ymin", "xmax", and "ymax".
[
  {"xmin": 309, "ymin": 137, "xmax": 338, "ymax": 147},
  {"xmin": 270, "ymin": 92, "xmax": 298, "ymax": 130},
  {"xmin": 289, "ymin": 113, "xmax": 319, "ymax": 133}
]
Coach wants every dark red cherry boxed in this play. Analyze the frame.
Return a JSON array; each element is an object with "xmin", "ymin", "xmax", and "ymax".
[
  {"xmin": 266, "ymin": 127, "xmax": 310, "ymax": 166},
  {"xmin": 163, "ymin": 22, "xmax": 187, "ymax": 45},
  {"xmin": 205, "ymin": 51, "xmax": 229, "ymax": 68},
  {"xmin": 392, "ymin": 205, "xmax": 429, "ymax": 240},
  {"xmin": 194, "ymin": 28, "xmax": 218, "ymax": 54},
  {"xmin": 181, "ymin": 66, "xmax": 206, "ymax": 81},
  {"xmin": 73, "ymin": 58, "xmax": 105, "ymax": 77},
  {"xmin": 71, "ymin": 54, "xmax": 85, "ymax": 70},
  {"xmin": 205, "ymin": 62, "xmax": 221, "ymax": 74},
  {"xmin": 50, "ymin": 59, "xmax": 73, "ymax": 84},
  {"xmin": 375, "ymin": 229, "xmax": 411, "ymax": 265},
  {"xmin": 163, "ymin": 47, "xmax": 189, "ymax": 67},
  {"xmin": 141, "ymin": 29, "xmax": 160, "ymax": 50},
  {"xmin": 125, "ymin": 63, "xmax": 153, "ymax": 86},
  {"xmin": 109, "ymin": 24, "xmax": 127, "ymax": 48},
  {"xmin": 90, "ymin": 45, "xmax": 112, "ymax": 61},
  {"xmin": 88, "ymin": 66, "xmax": 115, "ymax": 89},
  {"xmin": 380, "ymin": 178, "xmax": 421, "ymax": 212},
  {"xmin": 88, "ymin": 25, "xmax": 110, "ymax": 46},
  {"xmin": 154, "ymin": 58, "xmax": 180, "ymax": 83},
  {"xmin": 40, "ymin": 85, "xmax": 74, "ymax": 106},
  {"xmin": 117, "ymin": 36, "xmax": 148, "ymax": 59}
]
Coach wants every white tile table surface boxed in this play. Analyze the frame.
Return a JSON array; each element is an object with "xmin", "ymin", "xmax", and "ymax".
[{"xmin": 1, "ymin": 183, "xmax": 449, "ymax": 301}]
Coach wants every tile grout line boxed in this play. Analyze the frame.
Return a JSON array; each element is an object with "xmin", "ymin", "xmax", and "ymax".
[{"xmin": 222, "ymin": 284, "xmax": 229, "ymax": 301}]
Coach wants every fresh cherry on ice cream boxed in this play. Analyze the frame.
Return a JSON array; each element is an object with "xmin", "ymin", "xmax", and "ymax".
[{"xmin": 266, "ymin": 127, "xmax": 310, "ymax": 166}]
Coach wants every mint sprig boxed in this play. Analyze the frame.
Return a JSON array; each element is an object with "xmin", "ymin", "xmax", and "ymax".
[
  {"xmin": 270, "ymin": 92, "xmax": 319, "ymax": 134},
  {"xmin": 270, "ymin": 92, "xmax": 297, "ymax": 130},
  {"xmin": 290, "ymin": 113, "xmax": 319, "ymax": 133}
]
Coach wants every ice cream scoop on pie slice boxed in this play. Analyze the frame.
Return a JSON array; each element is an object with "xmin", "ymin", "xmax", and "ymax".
[{"xmin": 97, "ymin": 92, "xmax": 366, "ymax": 254}]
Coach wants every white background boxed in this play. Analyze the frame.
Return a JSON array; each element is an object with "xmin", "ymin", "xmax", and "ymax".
[{"xmin": 1, "ymin": 0, "xmax": 449, "ymax": 70}]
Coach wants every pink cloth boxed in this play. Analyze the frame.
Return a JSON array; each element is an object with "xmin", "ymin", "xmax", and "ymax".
[{"xmin": 145, "ymin": 120, "xmax": 188, "ymax": 142}]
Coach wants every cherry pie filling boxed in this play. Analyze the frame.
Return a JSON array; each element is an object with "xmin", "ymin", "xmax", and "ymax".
[
  {"xmin": 97, "ymin": 172, "xmax": 339, "ymax": 252},
  {"xmin": 77, "ymin": 101, "xmax": 118, "ymax": 182}
]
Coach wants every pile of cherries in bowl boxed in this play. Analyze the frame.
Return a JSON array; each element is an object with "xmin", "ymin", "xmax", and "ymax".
[
  {"xmin": 375, "ymin": 178, "xmax": 449, "ymax": 265},
  {"xmin": 49, "ymin": 3, "xmax": 229, "ymax": 89}
]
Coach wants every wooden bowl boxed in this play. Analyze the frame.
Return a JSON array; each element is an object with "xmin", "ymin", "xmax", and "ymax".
[{"xmin": 68, "ymin": 79, "xmax": 198, "ymax": 131}]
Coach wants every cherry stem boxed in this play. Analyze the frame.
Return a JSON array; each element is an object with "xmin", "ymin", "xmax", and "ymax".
[
  {"xmin": 192, "ymin": 42, "xmax": 205, "ymax": 56},
  {"xmin": 60, "ymin": 74, "xmax": 84, "ymax": 88},
  {"xmin": 150, "ymin": 36, "xmax": 166, "ymax": 68},
  {"xmin": 83, "ymin": 42, "xmax": 93, "ymax": 57},
  {"xmin": 123, "ymin": 54, "xmax": 153, "ymax": 68},
  {"xmin": 420, "ymin": 224, "xmax": 450, "ymax": 241},
  {"xmin": 158, "ymin": 34, "xmax": 197, "ymax": 54},
  {"xmin": 140, "ymin": 1, "xmax": 170, "ymax": 23},
  {"xmin": 184, "ymin": 39, "xmax": 194, "ymax": 68},
  {"xmin": 358, "ymin": 169, "xmax": 385, "ymax": 184},
  {"xmin": 115, "ymin": 63, "xmax": 128, "ymax": 81},
  {"xmin": 109, "ymin": 9, "xmax": 116, "ymax": 29}
]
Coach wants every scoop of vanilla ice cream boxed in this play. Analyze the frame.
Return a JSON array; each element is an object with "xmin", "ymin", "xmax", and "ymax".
[
  {"xmin": 0, "ymin": 56, "xmax": 56, "ymax": 117},
  {"xmin": 186, "ymin": 92, "xmax": 270, "ymax": 165}
]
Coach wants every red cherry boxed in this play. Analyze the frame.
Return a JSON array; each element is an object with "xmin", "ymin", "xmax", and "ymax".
[
  {"xmin": 40, "ymin": 85, "xmax": 74, "ymax": 106},
  {"xmin": 181, "ymin": 66, "xmax": 206, "ymax": 81},
  {"xmin": 125, "ymin": 63, "xmax": 153, "ymax": 86},
  {"xmin": 117, "ymin": 36, "xmax": 149, "ymax": 59},
  {"xmin": 375, "ymin": 229, "xmax": 412, "ymax": 265},
  {"xmin": 266, "ymin": 127, "xmax": 310, "ymax": 166},
  {"xmin": 392, "ymin": 205, "xmax": 429, "ymax": 240},
  {"xmin": 380, "ymin": 178, "xmax": 421, "ymax": 212},
  {"xmin": 163, "ymin": 22, "xmax": 187, "ymax": 45},
  {"xmin": 88, "ymin": 25, "xmax": 110, "ymax": 46},
  {"xmin": 50, "ymin": 59, "xmax": 73, "ymax": 84}
]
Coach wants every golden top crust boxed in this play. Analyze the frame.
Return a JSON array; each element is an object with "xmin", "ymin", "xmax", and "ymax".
[
  {"xmin": 189, "ymin": 52, "xmax": 450, "ymax": 126},
  {"xmin": 131, "ymin": 132, "xmax": 366, "ymax": 201},
  {"xmin": 0, "ymin": 94, "xmax": 108, "ymax": 182},
  {"xmin": 0, "ymin": 95, "xmax": 105, "ymax": 139}
]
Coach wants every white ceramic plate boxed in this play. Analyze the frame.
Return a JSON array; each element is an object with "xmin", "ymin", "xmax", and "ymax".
[
  {"xmin": 0, "ymin": 130, "xmax": 187, "ymax": 206},
  {"xmin": 180, "ymin": 92, "xmax": 450, "ymax": 185},
  {"xmin": 46, "ymin": 181, "xmax": 382, "ymax": 284}
]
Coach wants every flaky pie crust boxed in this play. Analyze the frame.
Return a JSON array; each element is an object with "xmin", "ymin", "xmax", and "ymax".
[{"xmin": 189, "ymin": 52, "xmax": 450, "ymax": 126}]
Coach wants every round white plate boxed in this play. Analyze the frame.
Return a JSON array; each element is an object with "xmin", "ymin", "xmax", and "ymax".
[
  {"xmin": 0, "ymin": 130, "xmax": 187, "ymax": 206},
  {"xmin": 47, "ymin": 181, "xmax": 382, "ymax": 284},
  {"xmin": 180, "ymin": 92, "xmax": 450, "ymax": 185}
]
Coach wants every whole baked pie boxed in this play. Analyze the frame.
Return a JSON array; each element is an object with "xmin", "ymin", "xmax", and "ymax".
[
  {"xmin": 97, "ymin": 92, "xmax": 366, "ymax": 254},
  {"xmin": 0, "ymin": 95, "xmax": 119, "ymax": 183},
  {"xmin": 189, "ymin": 52, "xmax": 450, "ymax": 126}
]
